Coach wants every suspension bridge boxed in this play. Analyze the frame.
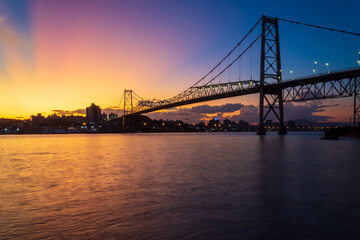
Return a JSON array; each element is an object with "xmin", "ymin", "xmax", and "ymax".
[{"xmin": 115, "ymin": 15, "xmax": 360, "ymax": 135}]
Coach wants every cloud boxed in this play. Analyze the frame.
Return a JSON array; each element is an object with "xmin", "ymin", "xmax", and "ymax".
[
  {"xmin": 102, "ymin": 107, "xmax": 122, "ymax": 115},
  {"xmin": 284, "ymin": 102, "xmax": 333, "ymax": 122},
  {"xmin": 235, "ymin": 105, "xmax": 259, "ymax": 123},
  {"xmin": 147, "ymin": 103, "xmax": 245, "ymax": 123},
  {"xmin": 190, "ymin": 103, "xmax": 244, "ymax": 114},
  {"xmin": 146, "ymin": 101, "xmax": 334, "ymax": 124},
  {"xmin": 147, "ymin": 108, "xmax": 206, "ymax": 123},
  {"xmin": 51, "ymin": 107, "xmax": 122, "ymax": 116},
  {"xmin": 52, "ymin": 109, "xmax": 85, "ymax": 115},
  {"xmin": 14, "ymin": 116, "xmax": 26, "ymax": 119}
]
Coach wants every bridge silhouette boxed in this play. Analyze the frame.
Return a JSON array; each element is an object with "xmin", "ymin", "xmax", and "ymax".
[{"xmin": 117, "ymin": 15, "xmax": 360, "ymax": 135}]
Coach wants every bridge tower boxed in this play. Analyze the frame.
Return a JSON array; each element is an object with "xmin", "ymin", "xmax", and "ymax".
[
  {"xmin": 257, "ymin": 15, "xmax": 287, "ymax": 135},
  {"xmin": 122, "ymin": 89, "xmax": 134, "ymax": 127},
  {"xmin": 354, "ymin": 77, "xmax": 360, "ymax": 127}
]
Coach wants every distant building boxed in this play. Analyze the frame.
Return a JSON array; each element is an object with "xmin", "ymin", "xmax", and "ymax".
[
  {"xmin": 238, "ymin": 120, "xmax": 250, "ymax": 131},
  {"xmin": 223, "ymin": 119, "xmax": 237, "ymax": 131},
  {"xmin": 287, "ymin": 120, "xmax": 296, "ymax": 130},
  {"xmin": 101, "ymin": 113, "xmax": 107, "ymax": 122},
  {"xmin": 86, "ymin": 103, "xmax": 101, "ymax": 124},
  {"xmin": 264, "ymin": 119, "xmax": 280, "ymax": 131},
  {"xmin": 30, "ymin": 113, "xmax": 45, "ymax": 122},
  {"xmin": 30, "ymin": 113, "xmax": 45, "ymax": 127},
  {"xmin": 209, "ymin": 118, "xmax": 221, "ymax": 131},
  {"xmin": 109, "ymin": 112, "xmax": 118, "ymax": 120}
]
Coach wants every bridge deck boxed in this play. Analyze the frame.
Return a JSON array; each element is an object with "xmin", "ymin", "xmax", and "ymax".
[
  {"xmin": 124, "ymin": 68, "xmax": 360, "ymax": 116},
  {"xmin": 268, "ymin": 68, "xmax": 360, "ymax": 89}
]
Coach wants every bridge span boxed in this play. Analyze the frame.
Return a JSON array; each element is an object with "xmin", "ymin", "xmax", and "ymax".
[{"xmin": 116, "ymin": 15, "xmax": 360, "ymax": 134}]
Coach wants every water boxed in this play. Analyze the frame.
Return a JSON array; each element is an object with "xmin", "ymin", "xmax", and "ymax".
[{"xmin": 0, "ymin": 132, "xmax": 359, "ymax": 239}]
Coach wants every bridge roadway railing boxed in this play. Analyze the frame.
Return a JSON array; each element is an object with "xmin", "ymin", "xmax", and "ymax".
[
  {"xmin": 124, "ymin": 68, "xmax": 360, "ymax": 116},
  {"xmin": 264, "ymin": 67, "xmax": 360, "ymax": 102},
  {"xmin": 132, "ymin": 80, "xmax": 261, "ymax": 115}
]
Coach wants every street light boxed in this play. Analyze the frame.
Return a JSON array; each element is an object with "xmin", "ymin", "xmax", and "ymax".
[
  {"xmin": 325, "ymin": 62, "xmax": 329, "ymax": 73},
  {"xmin": 357, "ymin": 60, "xmax": 360, "ymax": 67},
  {"xmin": 313, "ymin": 61, "xmax": 317, "ymax": 75},
  {"xmin": 290, "ymin": 70, "xmax": 293, "ymax": 80}
]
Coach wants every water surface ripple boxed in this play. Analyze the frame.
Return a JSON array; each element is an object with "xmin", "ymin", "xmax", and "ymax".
[{"xmin": 0, "ymin": 132, "xmax": 359, "ymax": 239}]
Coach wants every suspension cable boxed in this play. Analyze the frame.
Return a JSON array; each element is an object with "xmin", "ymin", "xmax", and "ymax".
[
  {"xmin": 117, "ymin": 92, "xmax": 124, "ymax": 109},
  {"xmin": 190, "ymin": 16, "xmax": 263, "ymax": 88},
  {"xmin": 278, "ymin": 18, "xmax": 360, "ymax": 36},
  {"xmin": 204, "ymin": 33, "xmax": 262, "ymax": 86},
  {"xmin": 132, "ymin": 91, "xmax": 144, "ymax": 101}
]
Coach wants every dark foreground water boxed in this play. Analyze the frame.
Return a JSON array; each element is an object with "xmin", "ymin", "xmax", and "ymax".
[{"xmin": 0, "ymin": 132, "xmax": 359, "ymax": 239}]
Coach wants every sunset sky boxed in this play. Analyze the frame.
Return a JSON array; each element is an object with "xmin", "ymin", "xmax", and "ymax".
[{"xmin": 0, "ymin": 0, "xmax": 359, "ymax": 123}]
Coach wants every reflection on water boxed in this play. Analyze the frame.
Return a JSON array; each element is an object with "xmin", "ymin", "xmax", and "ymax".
[{"xmin": 0, "ymin": 133, "xmax": 359, "ymax": 239}]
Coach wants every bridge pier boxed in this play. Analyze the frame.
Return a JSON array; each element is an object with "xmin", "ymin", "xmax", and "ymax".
[
  {"xmin": 256, "ymin": 127, "xmax": 266, "ymax": 135},
  {"xmin": 278, "ymin": 126, "xmax": 287, "ymax": 135}
]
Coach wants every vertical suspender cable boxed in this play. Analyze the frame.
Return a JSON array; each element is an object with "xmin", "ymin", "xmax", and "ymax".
[
  {"xmin": 250, "ymin": 31, "xmax": 253, "ymax": 81},
  {"xmin": 118, "ymin": 92, "xmax": 124, "ymax": 109},
  {"xmin": 239, "ymin": 46, "xmax": 242, "ymax": 81}
]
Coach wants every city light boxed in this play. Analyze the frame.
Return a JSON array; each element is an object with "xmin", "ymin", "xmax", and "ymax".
[
  {"xmin": 313, "ymin": 61, "xmax": 317, "ymax": 75},
  {"xmin": 290, "ymin": 70, "xmax": 293, "ymax": 80},
  {"xmin": 325, "ymin": 62, "xmax": 329, "ymax": 73}
]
